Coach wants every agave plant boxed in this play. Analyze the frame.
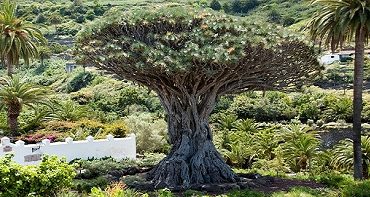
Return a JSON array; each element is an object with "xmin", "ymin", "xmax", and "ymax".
[
  {"xmin": 280, "ymin": 124, "xmax": 320, "ymax": 172},
  {"xmin": 0, "ymin": 76, "xmax": 48, "ymax": 135},
  {"xmin": 332, "ymin": 136, "xmax": 370, "ymax": 179}
]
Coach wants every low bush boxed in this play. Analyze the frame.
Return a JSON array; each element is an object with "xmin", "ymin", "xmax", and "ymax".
[
  {"xmin": 73, "ymin": 176, "xmax": 109, "ymax": 193},
  {"xmin": 341, "ymin": 180, "xmax": 370, "ymax": 197},
  {"xmin": 90, "ymin": 182, "xmax": 144, "ymax": 197},
  {"xmin": 0, "ymin": 155, "xmax": 76, "ymax": 197},
  {"xmin": 125, "ymin": 113, "xmax": 169, "ymax": 154},
  {"xmin": 313, "ymin": 172, "xmax": 353, "ymax": 189},
  {"xmin": 18, "ymin": 130, "xmax": 67, "ymax": 144},
  {"xmin": 104, "ymin": 120, "xmax": 129, "ymax": 138},
  {"xmin": 66, "ymin": 72, "xmax": 95, "ymax": 93}
]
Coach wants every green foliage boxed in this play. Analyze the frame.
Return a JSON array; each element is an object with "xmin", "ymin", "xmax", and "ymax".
[
  {"xmin": 210, "ymin": 0, "xmax": 222, "ymax": 11},
  {"xmin": 66, "ymin": 72, "xmax": 95, "ymax": 93},
  {"xmin": 0, "ymin": 155, "xmax": 76, "ymax": 197},
  {"xmin": 272, "ymin": 186, "xmax": 337, "ymax": 197},
  {"xmin": 73, "ymin": 176, "xmax": 109, "ymax": 193},
  {"xmin": 341, "ymin": 180, "xmax": 370, "ymax": 197},
  {"xmin": 229, "ymin": 0, "xmax": 260, "ymax": 14},
  {"xmin": 0, "ymin": 0, "xmax": 47, "ymax": 73},
  {"xmin": 50, "ymin": 43, "xmax": 68, "ymax": 54},
  {"xmin": 77, "ymin": 5, "xmax": 319, "ymax": 90},
  {"xmin": 267, "ymin": 9, "xmax": 281, "ymax": 24},
  {"xmin": 224, "ymin": 132, "xmax": 254, "ymax": 167},
  {"xmin": 157, "ymin": 188, "xmax": 174, "ymax": 197},
  {"xmin": 331, "ymin": 136, "xmax": 370, "ymax": 176},
  {"xmin": 230, "ymin": 92, "xmax": 297, "ymax": 122},
  {"xmin": 308, "ymin": 0, "xmax": 370, "ymax": 51},
  {"xmin": 35, "ymin": 13, "xmax": 47, "ymax": 23},
  {"xmin": 90, "ymin": 182, "xmax": 144, "ymax": 197},
  {"xmin": 314, "ymin": 172, "xmax": 353, "ymax": 189},
  {"xmin": 0, "ymin": 76, "xmax": 49, "ymax": 133},
  {"xmin": 280, "ymin": 124, "xmax": 320, "ymax": 172},
  {"xmin": 216, "ymin": 114, "xmax": 238, "ymax": 131},
  {"xmin": 0, "ymin": 76, "xmax": 49, "ymax": 110},
  {"xmin": 323, "ymin": 97, "xmax": 352, "ymax": 122},
  {"xmin": 104, "ymin": 120, "xmax": 129, "ymax": 138},
  {"xmin": 125, "ymin": 113, "xmax": 168, "ymax": 154},
  {"xmin": 253, "ymin": 128, "xmax": 279, "ymax": 160},
  {"xmin": 50, "ymin": 100, "xmax": 90, "ymax": 121}
]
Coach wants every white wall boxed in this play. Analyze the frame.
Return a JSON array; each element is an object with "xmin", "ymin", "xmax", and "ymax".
[
  {"xmin": 320, "ymin": 54, "xmax": 340, "ymax": 65},
  {"xmin": 0, "ymin": 134, "xmax": 136, "ymax": 165}
]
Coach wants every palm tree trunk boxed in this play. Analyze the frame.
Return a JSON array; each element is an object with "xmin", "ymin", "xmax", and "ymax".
[
  {"xmin": 7, "ymin": 104, "xmax": 21, "ymax": 137},
  {"xmin": 353, "ymin": 27, "xmax": 365, "ymax": 180},
  {"xmin": 41, "ymin": 56, "xmax": 44, "ymax": 67},
  {"xmin": 5, "ymin": 57, "xmax": 13, "ymax": 77}
]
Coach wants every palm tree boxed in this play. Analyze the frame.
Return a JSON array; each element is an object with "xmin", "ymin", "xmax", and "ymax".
[
  {"xmin": 0, "ymin": 76, "xmax": 48, "ymax": 136},
  {"xmin": 332, "ymin": 136, "xmax": 370, "ymax": 179},
  {"xmin": 308, "ymin": 0, "xmax": 370, "ymax": 179},
  {"xmin": 280, "ymin": 124, "xmax": 320, "ymax": 172},
  {"xmin": 0, "ymin": 0, "xmax": 47, "ymax": 77}
]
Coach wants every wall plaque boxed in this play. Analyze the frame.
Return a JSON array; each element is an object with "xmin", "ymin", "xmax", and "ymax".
[
  {"xmin": 24, "ymin": 154, "xmax": 42, "ymax": 162},
  {"xmin": 3, "ymin": 146, "xmax": 12, "ymax": 152}
]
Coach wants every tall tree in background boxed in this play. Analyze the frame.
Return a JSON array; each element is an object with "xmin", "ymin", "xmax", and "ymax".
[
  {"xmin": 0, "ymin": 0, "xmax": 46, "ymax": 77},
  {"xmin": 77, "ymin": 7, "xmax": 320, "ymax": 188},
  {"xmin": 308, "ymin": 0, "xmax": 370, "ymax": 179}
]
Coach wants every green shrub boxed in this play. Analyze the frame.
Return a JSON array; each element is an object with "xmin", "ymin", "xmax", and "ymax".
[
  {"xmin": 86, "ymin": 10, "xmax": 95, "ymax": 20},
  {"xmin": 323, "ymin": 97, "xmax": 352, "ymax": 122},
  {"xmin": 125, "ymin": 113, "xmax": 168, "ymax": 154},
  {"xmin": 35, "ymin": 13, "xmax": 47, "ymax": 23},
  {"xmin": 67, "ymin": 72, "xmax": 95, "ymax": 93},
  {"xmin": 267, "ymin": 9, "xmax": 282, "ymax": 24},
  {"xmin": 210, "ymin": 0, "xmax": 222, "ymax": 10},
  {"xmin": 230, "ymin": 0, "xmax": 260, "ymax": 14},
  {"xmin": 73, "ymin": 176, "xmax": 109, "ymax": 193},
  {"xmin": 0, "ymin": 155, "xmax": 76, "ymax": 197},
  {"xmin": 342, "ymin": 180, "xmax": 370, "ymax": 197},
  {"xmin": 332, "ymin": 136, "xmax": 370, "ymax": 176},
  {"xmin": 280, "ymin": 124, "xmax": 320, "ymax": 172},
  {"xmin": 50, "ymin": 100, "xmax": 91, "ymax": 121},
  {"xmin": 272, "ymin": 186, "xmax": 336, "ymax": 197},
  {"xmin": 230, "ymin": 92, "xmax": 296, "ymax": 122},
  {"xmin": 314, "ymin": 172, "xmax": 353, "ymax": 189},
  {"xmin": 104, "ymin": 120, "xmax": 129, "ymax": 138},
  {"xmin": 90, "ymin": 182, "xmax": 144, "ymax": 197}
]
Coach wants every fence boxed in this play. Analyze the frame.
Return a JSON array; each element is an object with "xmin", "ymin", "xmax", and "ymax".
[{"xmin": 0, "ymin": 134, "xmax": 136, "ymax": 165}]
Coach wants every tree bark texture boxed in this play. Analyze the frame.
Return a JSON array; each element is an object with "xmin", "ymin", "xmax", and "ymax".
[
  {"xmin": 147, "ymin": 89, "xmax": 237, "ymax": 189},
  {"xmin": 6, "ymin": 58, "xmax": 13, "ymax": 77},
  {"xmin": 353, "ymin": 27, "xmax": 365, "ymax": 180},
  {"xmin": 7, "ymin": 103, "xmax": 21, "ymax": 136}
]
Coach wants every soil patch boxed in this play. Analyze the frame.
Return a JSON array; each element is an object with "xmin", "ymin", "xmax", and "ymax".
[{"xmin": 128, "ymin": 172, "xmax": 325, "ymax": 195}]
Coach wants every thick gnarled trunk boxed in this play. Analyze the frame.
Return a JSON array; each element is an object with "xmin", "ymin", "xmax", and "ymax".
[{"xmin": 147, "ymin": 92, "xmax": 237, "ymax": 189}]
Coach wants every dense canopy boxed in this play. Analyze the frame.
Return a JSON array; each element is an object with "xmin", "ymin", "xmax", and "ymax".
[{"xmin": 77, "ymin": 7, "xmax": 320, "ymax": 94}]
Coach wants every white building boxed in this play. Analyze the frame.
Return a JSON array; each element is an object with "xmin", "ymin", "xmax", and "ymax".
[{"xmin": 320, "ymin": 50, "xmax": 370, "ymax": 65}]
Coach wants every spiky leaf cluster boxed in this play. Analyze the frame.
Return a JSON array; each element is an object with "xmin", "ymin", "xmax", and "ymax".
[{"xmin": 77, "ymin": 7, "xmax": 320, "ymax": 94}]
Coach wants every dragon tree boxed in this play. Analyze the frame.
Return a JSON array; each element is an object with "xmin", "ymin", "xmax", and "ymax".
[{"xmin": 77, "ymin": 7, "xmax": 320, "ymax": 189}]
